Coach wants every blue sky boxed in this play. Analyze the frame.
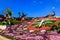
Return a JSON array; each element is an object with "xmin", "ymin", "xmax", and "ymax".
[{"xmin": 0, "ymin": 0, "xmax": 60, "ymax": 17}]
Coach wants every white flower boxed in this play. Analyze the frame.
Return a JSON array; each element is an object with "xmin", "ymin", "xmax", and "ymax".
[
  {"xmin": 30, "ymin": 30, "xmax": 34, "ymax": 32},
  {"xmin": 40, "ymin": 30, "xmax": 46, "ymax": 33},
  {"xmin": 23, "ymin": 28, "xmax": 27, "ymax": 30},
  {"xmin": 0, "ymin": 25, "xmax": 6, "ymax": 30}
]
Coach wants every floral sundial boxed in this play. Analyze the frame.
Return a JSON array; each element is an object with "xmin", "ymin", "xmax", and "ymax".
[
  {"xmin": 27, "ymin": 18, "xmax": 60, "ymax": 31},
  {"xmin": 27, "ymin": 20, "xmax": 49, "ymax": 31}
]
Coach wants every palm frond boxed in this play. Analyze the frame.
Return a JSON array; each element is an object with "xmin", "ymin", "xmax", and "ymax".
[{"xmin": 4, "ymin": 11, "xmax": 8, "ymax": 14}]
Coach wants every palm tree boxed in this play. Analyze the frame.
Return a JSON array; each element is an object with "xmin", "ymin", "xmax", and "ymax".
[
  {"xmin": 21, "ymin": 12, "xmax": 27, "ymax": 20},
  {"xmin": 4, "ymin": 8, "xmax": 14, "ymax": 19},
  {"xmin": 18, "ymin": 12, "xmax": 21, "ymax": 18},
  {"xmin": 21, "ymin": 12, "xmax": 26, "ymax": 18},
  {"xmin": 4, "ymin": 8, "xmax": 14, "ymax": 25}
]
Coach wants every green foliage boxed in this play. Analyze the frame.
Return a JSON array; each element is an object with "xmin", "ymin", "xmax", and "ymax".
[
  {"xmin": 11, "ymin": 20, "xmax": 21, "ymax": 25},
  {"xmin": 0, "ymin": 21, "xmax": 2, "ymax": 25},
  {"xmin": 32, "ymin": 20, "xmax": 55, "ymax": 28},
  {"xmin": 4, "ymin": 8, "xmax": 14, "ymax": 18},
  {"xmin": 45, "ymin": 20, "xmax": 55, "ymax": 23},
  {"xmin": 32, "ymin": 20, "xmax": 41, "ymax": 28},
  {"xmin": 0, "ymin": 19, "xmax": 21, "ymax": 25},
  {"xmin": 34, "ymin": 30, "xmax": 39, "ymax": 33},
  {"xmin": 58, "ymin": 22, "xmax": 60, "ymax": 28},
  {"xmin": 42, "ymin": 20, "xmax": 55, "ymax": 26},
  {"xmin": 25, "ymin": 30, "xmax": 30, "ymax": 32},
  {"xmin": 0, "ymin": 21, "xmax": 8, "ymax": 25},
  {"xmin": 43, "ymin": 23, "xmax": 53, "ymax": 26}
]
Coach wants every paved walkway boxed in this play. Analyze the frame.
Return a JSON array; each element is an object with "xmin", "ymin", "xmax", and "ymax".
[{"xmin": 0, "ymin": 35, "xmax": 9, "ymax": 40}]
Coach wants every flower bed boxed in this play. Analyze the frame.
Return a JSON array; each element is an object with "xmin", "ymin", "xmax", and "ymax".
[
  {"xmin": 0, "ymin": 18, "xmax": 60, "ymax": 40},
  {"xmin": 0, "ymin": 23, "xmax": 60, "ymax": 40},
  {"xmin": 27, "ymin": 20, "xmax": 53, "ymax": 31}
]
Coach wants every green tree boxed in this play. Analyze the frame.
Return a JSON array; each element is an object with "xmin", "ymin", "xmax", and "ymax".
[
  {"xmin": 18, "ymin": 12, "xmax": 21, "ymax": 18},
  {"xmin": 21, "ymin": 12, "xmax": 26, "ymax": 18},
  {"xmin": 4, "ymin": 8, "xmax": 14, "ymax": 18},
  {"xmin": 4, "ymin": 8, "xmax": 14, "ymax": 25}
]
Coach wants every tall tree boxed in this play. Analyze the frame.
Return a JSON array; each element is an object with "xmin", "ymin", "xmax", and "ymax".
[
  {"xmin": 4, "ymin": 8, "xmax": 14, "ymax": 25},
  {"xmin": 4, "ymin": 8, "xmax": 14, "ymax": 19},
  {"xmin": 21, "ymin": 12, "xmax": 26, "ymax": 18},
  {"xmin": 18, "ymin": 12, "xmax": 21, "ymax": 18},
  {"xmin": 20, "ymin": 12, "xmax": 27, "ymax": 22}
]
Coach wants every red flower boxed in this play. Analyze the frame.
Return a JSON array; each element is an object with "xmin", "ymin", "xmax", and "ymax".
[{"xmin": 27, "ymin": 26, "xmax": 51, "ymax": 31}]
